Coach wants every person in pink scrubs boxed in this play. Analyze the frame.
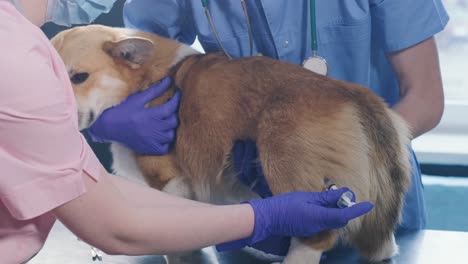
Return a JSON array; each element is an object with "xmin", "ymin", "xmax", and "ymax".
[{"xmin": 0, "ymin": 1, "xmax": 374, "ymax": 263}]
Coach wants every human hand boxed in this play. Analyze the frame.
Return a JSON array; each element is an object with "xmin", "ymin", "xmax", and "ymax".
[
  {"xmin": 217, "ymin": 189, "xmax": 373, "ymax": 251},
  {"xmin": 87, "ymin": 77, "xmax": 180, "ymax": 155}
]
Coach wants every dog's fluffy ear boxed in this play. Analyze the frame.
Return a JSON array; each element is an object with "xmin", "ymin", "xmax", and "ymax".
[{"xmin": 103, "ymin": 37, "xmax": 154, "ymax": 69}]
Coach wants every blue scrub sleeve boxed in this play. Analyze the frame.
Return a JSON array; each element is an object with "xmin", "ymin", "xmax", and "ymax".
[
  {"xmin": 370, "ymin": 0, "xmax": 449, "ymax": 52},
  {"xmin": 123, "ymin": 0, "xmax": 197, "ymax": 45}
]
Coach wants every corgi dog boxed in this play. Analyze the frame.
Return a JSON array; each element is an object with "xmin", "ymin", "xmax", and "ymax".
[{"xmin": 51, "ymin": 25, "xmax": 411, "ymax": 264}]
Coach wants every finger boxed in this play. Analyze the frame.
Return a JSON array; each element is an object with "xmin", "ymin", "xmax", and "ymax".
[
  {"xmin": 150, "ymin": 143, "xmax": 170, "ymax": 156},
  {"xmin": 326, "ymin": 202, "xmax": 374, "ymax": 228},
  {"xmin": 315, "ymin": 187, "xmax": 353, "ymax": 206},
  {"xmin": 350, "ymin": 191, "xmax": 356, "ymax": 203},
  {"xmin": 154, "ymin": 129, "xmax": 176, "ymax": 144},
  {"xmin": 340, "ymin": 201, "xmax": 374, "ymax": 221},
  {"xmin": 155, "ymin": 115, "xmax": 179, "ymax": 131},
  {"xmin": 133, "ymin": 77, "xmax": 173, "ymax": 104},
  {"xmin": 152, "ymin": 90, "xmax": 181, "ymax": 118}
]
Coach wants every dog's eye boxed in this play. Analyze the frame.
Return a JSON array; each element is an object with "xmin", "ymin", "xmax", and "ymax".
[{"xmin": 70, "ymin": 72, "xmax": 89, "ymax": 84}]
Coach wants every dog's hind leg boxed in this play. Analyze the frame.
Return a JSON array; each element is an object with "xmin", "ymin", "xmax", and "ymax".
[
  {"xmin": 272, "ymin": 238, "xmax": 324, "ymax": 264},
  {"xmin": 351, "ymin": 174, "xmax": 402, "ymax": 262},
  {"xmin": 254, "ymin": 139, "xmax": 340, "ymax": 263},
  {"xmin": 353, "ymin": 227, "xmax": 398, "ymax": 262},
  {"xmin": 351, "ymin": 110, "xmax": 410, "ymax": 262},
  {"xmin": 255, "ymin": 103, "xmax": 370, "ymax": 262},
  {"xmin": 368, "ymin": 232, "xmax": 398, "ymax": 262}
]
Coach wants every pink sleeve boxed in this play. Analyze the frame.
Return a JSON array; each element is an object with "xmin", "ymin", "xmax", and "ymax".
[{"xmin": 0, "ymin": 37, "xmax": 103, "ymax": 220}]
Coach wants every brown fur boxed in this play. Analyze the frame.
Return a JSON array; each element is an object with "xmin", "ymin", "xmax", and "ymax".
[{"xmin": 51, "ymin": 25, "xmax": 411, "ymax": 262}]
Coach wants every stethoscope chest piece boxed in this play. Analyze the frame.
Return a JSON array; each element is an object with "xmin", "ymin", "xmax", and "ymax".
[
  {"xmin": 303, "ymin": 55, "xmax": 328, "ymax": 76},
  {"xmin": 303, "ymin": 0, "xmax": 329, "ymax": 76}
]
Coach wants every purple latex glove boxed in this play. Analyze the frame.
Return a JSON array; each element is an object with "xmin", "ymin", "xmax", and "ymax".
[
  {"xmin": 233, "ymin": 140, "xmax": 289, "ymax": 256},
  {"xmin": 249, "ymin": 235, "xmax": 291, "ymax": 256},
  {"xmin": 217, "ymin": 189, "xmax": 373, "ymax": 251},
  {"xmin": 87, "ymin": 77, "xmax": 180, "ymax": 155}
]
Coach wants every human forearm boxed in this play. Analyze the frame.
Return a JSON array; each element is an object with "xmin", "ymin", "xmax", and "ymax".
[
  {"xmin": 54, "ymin": 170, "xmax": 254, "ymax": 255},
  {"xmin": 113, "ymin": 204, "xmax": 254, "ymax": 255},
  {"xmin": 393, "ymin": 85, "xmax": 444, "ymax": 138},
  {"xmin": 54, "ymin": 168, "xmax": 373, "ymax": 256},
  {"xmin": 110, "ymin": 175, "xmax": 255, "ymax": 254},
  {"xmin": 389, "ymin": 37, "xmax": 444, "ymax": 138},
  {"xmin": 110, "ymin": 174, "xmax": 208, "ymax": 208}
]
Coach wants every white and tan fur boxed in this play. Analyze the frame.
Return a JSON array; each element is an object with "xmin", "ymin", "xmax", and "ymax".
[{"xmin": 51, "ymin": 25, "xmax": 411, "ymax": 264}]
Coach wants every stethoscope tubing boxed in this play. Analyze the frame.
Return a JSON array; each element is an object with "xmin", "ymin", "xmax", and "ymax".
[{"xmin": 202, "ymin": 0, "xmax": 327, "ymax": 76}]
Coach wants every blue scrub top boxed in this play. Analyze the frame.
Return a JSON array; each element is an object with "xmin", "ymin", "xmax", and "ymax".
[{"xmin": 123, "ymin": 0, "xmax": 449, "ymax": 230}]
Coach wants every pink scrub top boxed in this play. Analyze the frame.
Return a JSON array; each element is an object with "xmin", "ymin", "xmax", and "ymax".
[{"xmin": 0, "ymin": 2, "xmax": 102, "ymax": 263}]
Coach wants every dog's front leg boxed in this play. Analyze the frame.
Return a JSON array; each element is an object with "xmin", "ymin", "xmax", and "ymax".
[{"xmin": 273, "ymin": 238, "xmax": 323, "ymax": 264}]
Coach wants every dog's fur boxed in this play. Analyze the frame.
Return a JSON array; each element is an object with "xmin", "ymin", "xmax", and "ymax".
[{"xmin": 51, "ymin": 25, "xmax": 411, "ymax": 263}]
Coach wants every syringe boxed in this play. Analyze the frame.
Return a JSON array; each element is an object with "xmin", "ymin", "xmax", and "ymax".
[{"xmin": 326, "ymin": 183, "xmax": 356, "ymax": 208}]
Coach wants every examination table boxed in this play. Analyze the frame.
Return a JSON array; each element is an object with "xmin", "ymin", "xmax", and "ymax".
[{"xmin": 30, "ymin": 222, "xmax": 467, "ymax": 264}]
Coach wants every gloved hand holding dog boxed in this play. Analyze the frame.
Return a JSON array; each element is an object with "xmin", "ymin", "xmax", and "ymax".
[{"xmin": 87, "ymin": 77, "xmax": 180, "ymax": 155}]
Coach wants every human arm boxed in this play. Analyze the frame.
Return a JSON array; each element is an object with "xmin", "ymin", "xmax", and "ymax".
[
  {"xmin": 53, "ymin": 170, "xmax": 254, "ymax": 255},
  {"xmin": 370, "ymin": 0, "xmax": 448, "ymax": 138},
  {"xmin": 53, "ymin": 170, "xmax": 372, "ymax": 255},
  {"xmin": 109, "ymin": 174, "xmax": 208, "ymax": 208},
  {"xmin": 388, "ymin": 37, "xmax": 444, "ymax": 138}
]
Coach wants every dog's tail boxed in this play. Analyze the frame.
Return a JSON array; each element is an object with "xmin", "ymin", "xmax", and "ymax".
[{"xmin": 350, "ymin": 108, "xmax": 411, "ymax": 261}]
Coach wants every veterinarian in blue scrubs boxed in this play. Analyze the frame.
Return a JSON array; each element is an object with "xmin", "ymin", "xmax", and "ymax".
[{"xmin": 119, "ymin": 0, "xmax": 448, "ymax": 233}]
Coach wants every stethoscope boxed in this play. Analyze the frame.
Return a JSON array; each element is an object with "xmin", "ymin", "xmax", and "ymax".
[{"xmin": 201, "ymin": 0, "xmax": 328, "ymax": 76}]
